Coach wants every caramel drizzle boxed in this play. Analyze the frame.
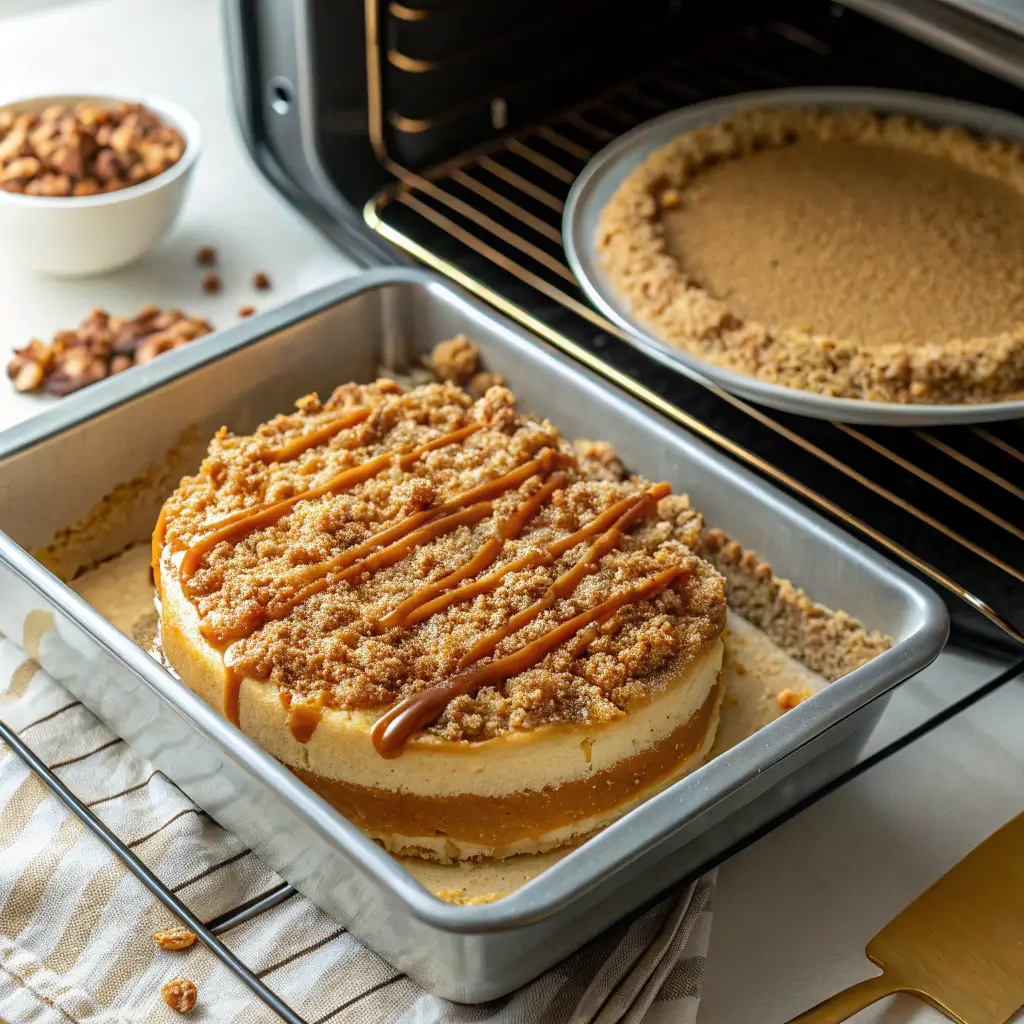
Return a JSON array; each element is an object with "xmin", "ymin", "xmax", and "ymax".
[
  {"xmin": 261, "ymin": 406, "xmax": 372, "ymax": 462},
  {"xmin": 370, "ymin": 565, "xmax": 685, "ymax": 759},
  {"xmin": 279, "ymin": 690, "xmax": 327, "ymax": 744},
  {"xmin": 210, "ymin": 449, "xmax": 571, "ymax": 645},
  {"xmin": 382, "ymin": 487, "xmax": 649, "ymax": 632},
  {"xmin": 377, "ymin": 471, "xmax": 569, "ymax": 631},
  {"xmin": 178, "ymin": 423, "xmax": 482, "ymax": 582},
  {"xmin": 217, "ymin": 448, "xmax": 571, "ymax": 726},
  {"xmin": 152, "ymin": 504, "xmax": 169, "ymax": 589},
  {"xmin": 457, "ymin": 483, "xmax": 670, "ymax": 670}
]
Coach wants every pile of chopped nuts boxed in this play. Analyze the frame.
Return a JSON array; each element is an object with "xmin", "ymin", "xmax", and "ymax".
[
  {"xmin": 0, "ymin": 101, "xmax": 185, "ymax": 197},
  {"xmin": 7, "ymin": 305, "xmax": 213, "ymax": 396}
]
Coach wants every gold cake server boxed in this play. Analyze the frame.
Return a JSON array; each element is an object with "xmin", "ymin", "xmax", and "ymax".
[{"xmin": 788, "ymin": 812, "xmax": 1024, "ymax": 1023}]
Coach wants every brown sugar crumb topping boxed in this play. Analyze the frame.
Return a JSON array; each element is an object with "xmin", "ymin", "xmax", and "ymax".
[
  {"xmin": 429, "ymin": 334, "xmax": 480, "ymax": 384},
  {"xmin": 597, "ymin": 107, "xmax": 1024, "ymax": 405},
  {"xmin": 159, "ymin": 361, "xmax": 726, "ymax": 742}
]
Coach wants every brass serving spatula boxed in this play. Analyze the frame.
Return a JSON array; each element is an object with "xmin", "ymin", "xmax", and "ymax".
[{"xmin": 788, "ymin": 812, "xmax": 1024, "ymax": 1023}]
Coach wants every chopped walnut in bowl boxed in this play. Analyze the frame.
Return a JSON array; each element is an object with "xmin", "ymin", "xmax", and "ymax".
[
  {"xmin": 0, "ymin": 100, "xmax": 185, "ymax": 197},
  {"xmin": 0, "ymin": 93, "xmax": 200, "ymax": 276}
]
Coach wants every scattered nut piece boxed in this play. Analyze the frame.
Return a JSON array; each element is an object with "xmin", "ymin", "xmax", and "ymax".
[
  {"xmin": 195, "ymin": 245, "xmax": 217, "ymax": 266},
  {"xmin": 430, "ymin": 335, "xmax": 479, "ymax": 384},
  {"xmin": 0, "ymin": 101, "xmax": 185, "ymax": 196},
  {"xmin": 160, "ymin": 978, "xmax": 197, "ymax": 1015},
  {"xmin": 6, "ymin": 307, "xmax": 213, "ymax": 397},
  {"xmin": 201, "ymin": 272, "xmax": 221, "ymax": 295},
  {"xmin": 777, "ymin": 687, "xmax": 813, "ymax": 712},
  {"xmin": 237, "ymin": 305, "xmax": 256, "ymax": 319},
  {"xmin": 252, "ymin": 270, "xmax": 271, "ymax": 291},
  {"xmin": 153, "ymin": 926, "xmax": 198, "ymax": 951},
  {"xmin": 7, "ymin": 356, "xmax": 44, "ymax": 392}
]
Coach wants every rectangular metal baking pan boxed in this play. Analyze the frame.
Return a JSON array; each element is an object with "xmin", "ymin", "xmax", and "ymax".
[{"xmin": 0, "ymin": 267, "xmax": 948, "ymax": 1002}]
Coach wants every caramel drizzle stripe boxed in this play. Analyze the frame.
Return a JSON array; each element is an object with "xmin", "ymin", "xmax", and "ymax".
[
  {"xmin": 152, "ymin": 504, "xmax": 170, "ymax": 589},
  {"xmin": 376, "ymin": 471, "xmax": 569, "ymax": 630},
  {"xmin": 261, "ymin": 406, "xmax": 372, "ymax": 462},
  {"xmin": 257, "ymin": 501, "xmax": 497, "ymax": 635},
  {"xmin": 388, "ymin": 487, "xmax": 651, "ymax": 632},
  {"xmin": 457, "ymin": 483, "xmax": 670, "ymax": 669},
  {"xmin": 212, "ymin": 449, "xmax": 571, "ymax": 646},
  {"xmin": 565, "ymin": 606, "xmax": 618, "ymax": 659},
  {"xmin": 371, "ymin": 565, "xmax": 685, "ymax": 758},
  {"xmin": 219, "ymin": 452, "xmax": 569, "ymax": 725},
  {"xmin": 178, "ymin": 423, "xmax": 482, "ymax": 581}
]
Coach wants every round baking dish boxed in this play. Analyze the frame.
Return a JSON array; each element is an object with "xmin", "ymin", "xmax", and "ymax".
[{"xmin": 564, "ymin": 87, "xmax": 1024, "ymax": 426}]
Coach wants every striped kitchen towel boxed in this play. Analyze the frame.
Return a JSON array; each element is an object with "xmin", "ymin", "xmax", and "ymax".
[{"xmin": 0, "ymin": 631, "xmax": 714, "ymax": 1024}]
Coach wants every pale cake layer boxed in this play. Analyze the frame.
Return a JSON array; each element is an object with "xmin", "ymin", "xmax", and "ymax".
[
  {"xmin": 350, "ymin": 687, "xmax": 724, "ymax": 861},
  {"xmin": 162, "ymin": 569, "xmax": 721, "ymax": 801}
]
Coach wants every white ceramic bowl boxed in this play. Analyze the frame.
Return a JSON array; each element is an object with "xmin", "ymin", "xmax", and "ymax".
[{"xmin": 0, "ymin": 93, "xmax": 201, "ymax": 277}]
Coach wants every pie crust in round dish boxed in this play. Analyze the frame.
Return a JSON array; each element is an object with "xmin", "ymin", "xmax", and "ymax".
[{"xmin": 597, "ymin": 106, "xmax": 1024, "ymax": 405}]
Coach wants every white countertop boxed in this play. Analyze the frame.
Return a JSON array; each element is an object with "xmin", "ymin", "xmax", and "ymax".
[{"xmin": 1, "ymin": 3, "xmax": 1022, "ymax": 1022}]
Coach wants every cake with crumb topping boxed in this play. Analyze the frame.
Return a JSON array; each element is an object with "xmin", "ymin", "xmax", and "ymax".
[{"xmin": 154, "ymin": 362, "xmax": 728, "ymax": 861}]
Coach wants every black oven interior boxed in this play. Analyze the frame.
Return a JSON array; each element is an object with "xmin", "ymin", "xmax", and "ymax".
[{"xmin": 227, "ymin": 1, "xmax": 1024, "ymax": 653}]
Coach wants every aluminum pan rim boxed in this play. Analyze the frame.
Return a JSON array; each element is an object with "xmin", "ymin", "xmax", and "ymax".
[
  {"xmin": 0, "ymin": 267, "xmax": 948, "ymax": 932},
  {"xmin": 564, "ymin": 86, "xmax": 1024, "ymax": 426}
]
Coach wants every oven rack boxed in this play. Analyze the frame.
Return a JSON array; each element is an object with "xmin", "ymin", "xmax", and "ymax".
[{"xmin": 365, "ymin": 11, "xmax": 1024, "ymax": 651}]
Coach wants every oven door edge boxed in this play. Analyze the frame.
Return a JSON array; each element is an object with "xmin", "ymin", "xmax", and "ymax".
[
  {"xmin": 840, "ymin": 0, "xmax": 1024, "ymax": 90},
  {"xmin": 222, "ymin": 0, "xmax": 401, "ymax": 268}
]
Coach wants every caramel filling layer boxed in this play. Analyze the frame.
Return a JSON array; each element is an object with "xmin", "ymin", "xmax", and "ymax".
[{"xmin": 293, "ymin": 675, "xmax": 722, "ymax": 847}]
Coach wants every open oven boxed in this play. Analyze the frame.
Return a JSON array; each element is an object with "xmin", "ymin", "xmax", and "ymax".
[{"xmin": 224, "ymin": 0, "xmax": 1024, "ymax": 656}]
